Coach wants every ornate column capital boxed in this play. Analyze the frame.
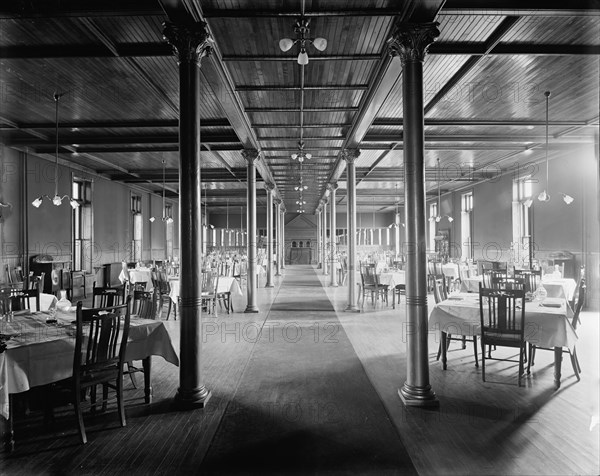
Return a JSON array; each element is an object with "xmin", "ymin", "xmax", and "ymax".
[
  {"xmin": 387, "ymin": 22, "xmax": 440, "ymax": 63},
  {"xmin": 326, "ymin": 182, "xmax": 338, "ymax": 193},
  {"xmin": 281, "ymin": 206, "xmax": 286, "ymax": 214},
  {"xmin": 274, "ymin": 198, "xmax": 282, "ymax": 207},
  {"xmin": 265, "ymin": 182, "xmax": 275, "ymax": 192},
  {"xmin": 341, "ymin": 149, "xmax": 361, "ymax": 164},
  {"xmin": 242, "ymin": 149, "xmax": 260, "ymax": 164},
  {"xmin": 163, "ymin": 21, "xmax": 212, "ymax": 65}
]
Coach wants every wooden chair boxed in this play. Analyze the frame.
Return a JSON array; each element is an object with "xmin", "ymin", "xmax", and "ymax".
[
  {"xmin": 359, "ymin": 264, "xmax": 389, "ymax": 309},
  {"xmin": 479, "ymin": 285, "xmax": 527, "ymax": 386},
  {"xmin": 569, "ymin": 266, "xmax": 585, "ymax": 312},
  {"xmin": 10, "ymin": 288, "xmax": 40, "ymax": 311},
  {"xmin": 69, "ymin": 297, "xmax": 131, "ymax": 443},
  {"xmin": 434, "ymin": 278, "xmax": 478, "ymax": 367},
  {"xmin": 482, "ymin": 270, "xmax": 506, "ymax": 288},
  {"xmin": 92, "ymin": 282, "xmax": 125, "ymax": 307},
  {"xmin": 125, "ymin": 289, "xmax": 157, "ymax": 388},
  {"xmin": 156, "ymin": 271, "xmax": 175, "ymax": 320},
  {"xmin": 491, "ymin": 276, "xmax": 525, "ymax": 291},
  {"xmin": 217, "ymin": 284, "xmax": 233, "ymax": 314},
  {"xmin": 528, "ymin": 279, "xmax": 586, "ymax": 381},
  {"xmin": 232, "ymin": 260, "xmax": 247, "ymax": 288},
  {"xmin": 513, "ymin": 269, "xmax": 541, "ymax": 294},
  {"xmin": 201, "ymin": 270, "xmax": 220, "ymax": 316}
]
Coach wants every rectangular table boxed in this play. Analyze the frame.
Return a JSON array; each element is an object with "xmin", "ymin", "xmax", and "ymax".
[
  {"xmin": 460, "ymin": 275, "xmax": 576, "ymax": 301},
  {"xmin": 0, "ymin": 309, "xmax": 179, "ymax": 449},
  {"xmin": 428, "ymin": 292, "xmax": 576, "ymax": 388}
]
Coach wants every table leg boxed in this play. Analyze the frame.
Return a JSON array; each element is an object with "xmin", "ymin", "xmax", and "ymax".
[
  {"xmin": 143, "ymin": 357, "xmax": 153, "ymax": 404},
  {"xmin": 4, "ymin": 394, "xmax": 14, "ymax": 452},
  {"xmin": 554, "ymin": 346, "xmax": 563, "ymax": 389},
  {"xmin": 441, "ymin": 332, "xmax": 448, "ymax": 370}
]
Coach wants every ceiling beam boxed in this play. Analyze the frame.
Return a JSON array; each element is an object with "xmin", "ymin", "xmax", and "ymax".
[
  {"xmin": 0, "ymin": 119, "xmax": 229, "ymax": 130},
  {"xmin": 202, "ymin": 8, "xmax": 406, "ymax": 18},
  {"xmin": 223, "ymin": 54, "xmax": 380, "ymax": 62},
  {"xmin": 429, "ymin": 43, "xmax": 600, "ymax": 56},
  {"xmin": 246, "ymin": 107, "xmax": 358, "ymax": 113},
  {"xmin": 441, "ymin": 2, "xmax": 600, "ymax": 16},
  {"xmin": 0, "ymin": 0, "xmax": 164, "ymax": 18},
  {"xmin": 362, "ymin": 134, "xmax": 594, "ymax": 143},
  {"xmin": 372, "ymin": 118, "xmax": 598, "ymax": 127},
  {"xmin": 235, "ymin": 85, "xmax": 369, "ymax": 91},
  {"xmin": 13, "ymin": 133, "xmax": 240, "ymax": 147},
  {"xmin": 253, "ymin": 123, "xmax": 352, "ymax": 129}
]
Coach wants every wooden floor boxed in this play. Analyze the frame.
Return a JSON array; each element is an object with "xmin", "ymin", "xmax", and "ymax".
[{"xmin": 1, "ymin": 265, "xmax": 599, "ymax": 475}]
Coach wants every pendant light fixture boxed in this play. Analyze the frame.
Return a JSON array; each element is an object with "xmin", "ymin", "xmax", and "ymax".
[
  {"xmin": 279, "ymin": 16, "xmax": 327, "ymax": 65},
  {"xmin": 537, "ymin": 90, "xmax": 574, "ymax": 205},
  {"xmin": 149, "ymin": 159, "xmax": 173, "ymax": 223},
  {"xmin": 291, "ymin": 141, "xmax": 312, "ymax": 163},
  {"xmin": 429, "ymin": 158, "xmax": 453, "ymax": 223},
  {"xmin": 388, "ymin": 183, "xmax": 405, "ymax": 228},
  {"xmin": 32, "ymin": 93, "xmax": 79, "ymax": 209}
]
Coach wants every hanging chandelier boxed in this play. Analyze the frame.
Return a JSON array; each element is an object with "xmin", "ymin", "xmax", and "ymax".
[
  {"xmin": 32, "ymin": 93, "xmax": 79, "ymax": 209},
  {"xmin": 291, "ymin": 141, "xmax": 312, "ymax": 163},
  {"xmin": 537, "ymin": 91, "xmax": 574, "ymax": 205},
  {"xmin": 388, "ymin": 183, "xmax": 404, "ymax": 228},
  {"xmin": 429, "ymin": 158, "xmax": 453, "ymax": 223},
  {"xmin": 149, "ymin": 159, "xmax": 173, "ymax": 223},
  {"xmin": 279, "ymin": 17, "xmax": 327, "ymax": 65}
]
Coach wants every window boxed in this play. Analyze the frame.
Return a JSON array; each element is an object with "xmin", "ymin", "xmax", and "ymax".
[
  {"xmin": 429, "ymin": 203, "xmax": 438, "ymax": 252},
  {"xmin": 512, "ymin": 178, "xmax": 534, "ymax": 267},
  {"xmin": 131, "ymin": 195, "xmax": 142, "ymax": 262},
  {"xmin": 72, "ymin": 179, "xmax": 92, "ymax": 273},
  {"xmin": 461, "ymin": 192, "xmax": 473, "ymax": 262}
]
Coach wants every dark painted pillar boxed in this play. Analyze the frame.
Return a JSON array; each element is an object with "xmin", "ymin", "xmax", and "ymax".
[
  {"xmin": 316, "ymin": 208, "xmax": 322, "ymax": 267},
  {"xmin": 388, "ymin": 22, "xmax": 440, "ymax": 407},
  {"xmin": 163, "ymin": 20, "xmax": 212, "ymax": 408},
  {"xmin": 342, "ymin": 149, "xmax": 360, "ymax": 312},
  {"xmin": 321, "ymin": 198, "xmax": 328, "ymax": 275},
  {"xmin": 243, "ymin": 149, "xmax": 260, "ymax": 312},
  {"xmin": 280, "ymin": 207, "xmax": 286, "ymax": 269},
  {"xmin": 265, "ymin": 183, "xmax": 274, "ymax": 287}
]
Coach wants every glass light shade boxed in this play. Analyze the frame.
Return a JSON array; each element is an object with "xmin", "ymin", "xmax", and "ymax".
[
  {"xmin": 279, "ymin": 38, "xmax": 294, "ymax": 52},
  {"xmin": 523, "ymin": 198, "xmax": 533, "ymax": 208},
  {"xmin": 313, "ymin": 37, "xmax": 327, "ymax": 51},
  {"xmin": 165, "ymin": 217, "xmax": 174, "ymax": 224},
  {"xmin": 297, "ymin": 50, "xmax": 309, "ymax": 65},
  {"xmin": 32, "ymin": 197, "xmax": 43, "ymax": 208},
  {"xmin": 435, "ymin": 216, "xmax": 441, "ymax": 223},
  {"xmin": 149, "ymin": 216, "xmax": 156, "ymax": 222},
  {"xmin": 52, "ymin": 195, "xmax": 63, "ymax": 206},
  {"xmin": 297, "ymin": 156, "xmax": 304, "ymax": 162},
  {"xmin": 305, "ymin": 153, "xmax": 312, "ymax": 160},
  {"xmin": 538, "ymin": 190, "xmax": 550, "ymax": 202},
  {"xmin": 69, "ymin": 199, "xmax": 80, "ymax": 209},
  {"xmin": 291, "ymin": 153, "xmax": 298, "ymax": 160},
  {"xmin": 447, "ymin": 216, "xmax": 454, "ymax": 222},
  {"xmin": 562, "ymin": 194, "xmax": 574, "ymax": 204}
]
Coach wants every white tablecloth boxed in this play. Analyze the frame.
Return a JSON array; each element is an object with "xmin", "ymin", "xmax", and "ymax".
[
  {"xmin": 0, "ymin": 310, "xmax": 179, "ymax": 418},
  {"xmin": 541, "ymin": 277, "xmax": 577, "ymax": 301},
  {"xmin": 428, "ymin": 292, "xmax": 576, "ymax": 349},
  {"xmin": 460, "ymin": 276, "xmax": 483, "ymax": 293},
  {"xmin": 169, "ymin": 276, "xmax": 244, "ymax": 304},
  {"xmin": 119, "ymin": 268, "xmax": 154, "ymax": 291}
]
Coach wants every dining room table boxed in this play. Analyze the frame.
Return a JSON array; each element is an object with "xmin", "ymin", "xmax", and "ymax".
[
  {"xmin": 168, "ymin": 276, "xmax": 244, "ymax": 306},
  {"xmin": 0, "ymin": 307, "xmax": 179, "ymax": 450},
  {"xmin": 119, "ymin": 267, "xmax": 154, "ymax": 291},
  {"xmin": 428, "ymin": 292, "xmax": 576, "ymax": 389}
]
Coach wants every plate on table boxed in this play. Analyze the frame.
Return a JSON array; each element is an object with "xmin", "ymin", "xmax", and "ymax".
[
  {"xmin": 539, "ymin": 301, "xmax": 561, "ymax": 308},
  {"xmin": 447, "ymin": 296, "xmax": 463, "ymax": 301}
]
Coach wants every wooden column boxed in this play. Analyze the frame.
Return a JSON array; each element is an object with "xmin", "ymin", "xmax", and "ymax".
[
  {"xmin": 388, "ymin": 22, "xmax": 440, "ymax": 407},
  {"xmin": 274, "ymin": 199, "xmax": 282, "ymax": 276},
  {"xmin": 265, "ymin": 183, "xmax": 274, "ymax": 288},
  {"xmin": 163, "ymin": 20, "xmax": 211, "ymax": 408},
  {"xmin": 395, "ymin": 211, "xmax": 402, "ymax": 258},
  {"xmin": 328, "ymin": 183, "xmax": 338, "ymax": 287},
  {"xmin": 243, "ymin": 149, "xmax": 260, "ymax": 312},
  {"xmin": 342, "ymin": 149, "xmax": 360, "ymax": 312}
]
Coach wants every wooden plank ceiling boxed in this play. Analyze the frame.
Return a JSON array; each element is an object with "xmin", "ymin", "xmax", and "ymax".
[{"xmin": 0, "ymin": 0, "xmax": 598, "ymax": 214}]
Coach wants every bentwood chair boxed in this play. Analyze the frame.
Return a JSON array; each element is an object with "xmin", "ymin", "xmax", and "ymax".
[
  {"xmin": 359, "ymin": 264, "xmax": 389, "ymax": 309},
  {"xmin": 125, "ymin": 289, "xmax": 157, "ymax": 388},
  {"xmin": 490, "ymin": 276, "xmax": 525, "ymax": 291},
  {"xmin": 569, "ymin": 266, "xmax": 586, "ymax": 312},
  {"xmin": 92, "ymin": 282, "xmax": 126, "ymax": 307},
  {"xmin": 156, "ymin": 271, "xmax": 175, "ymax": 320},
  {"xmin": 528, "ymin": 279, "xmax": 586, "ymax": 381},
  {"xmin": 69, "ymin": 297, "xmax": 131, "ymax": 443},
  {"xmin": 479, "ymin": 285, "xmax": 527, "ymax": 386},
  {"xmin": 201, "ymin": 270, "xmax": 220, "ymax": 316}
]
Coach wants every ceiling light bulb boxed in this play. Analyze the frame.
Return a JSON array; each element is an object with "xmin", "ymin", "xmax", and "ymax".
[
  {"xmin": 149, "ymin": 216, "xmax": 156, "ymax": 223},
  {"xmin": 291, "ymin": 153, "xmax": 298, "ymax": 160},
  {"xmin": 447, "ymin": 216, "xmax": 454, "ymax": 222},
  {"xmin": 32, "ymin": 197, "xmax": 43, "ymax": 208},
  {"xmin": 279, "ymin": 38, "xmax": 294, "ymax": 52},
  {"xmin": 166, "ymin": 217, "xmax": 174, "ymax": 224},
  {"xmin": 523, "ymin": 198, "xmax": 533, "ymax": 208},
  {"xmin": 313, "ymin": 37, "xmax": 327, "ymax": 51},
  {"xmin": 435, "ymin": 216, "xmax": 441, "ymax": 223},
  {"xmin": 52, "ymin": 195, "xmax": 63, "ymax": 206},
  {"xmin": 69, "ymin": 198, "xmax": 80, "ymax": 209},
  {"xmin": 297, "ymin": 49, "xmax": 309, "ymax": 65},
  {"xmin": 305, "ymin": 153, "xmax": 312, "ymax": 160},
  {"xmin": 562, "ymin": 194, "xmax": 574, "ymax": 204}
]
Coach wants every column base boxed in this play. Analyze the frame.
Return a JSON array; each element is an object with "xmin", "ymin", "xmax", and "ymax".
[
  {"xmin": 244, "ymin": 305, "xmax": 260, "ymax": 313},
  {"xmin": 174, "ymin": 385, "xmax": 211, "ymax": 409},
  {"xmin": 398, "ymin": 383, "xmax": 439, "ymax": 407},
  {"xmin": 344, "ymin": 304, "xmax": 360, "ymax": 313},
  {"xmin": 330, "ymin": 283, "xmax": 339, "ymax": 287},
  {"xmin": 265, "ymin": 283, "xmax": 274, "ymax": 288},
  {"xmin": 275, "ymin": 272, "xmax": 282, "ymax": 277}
]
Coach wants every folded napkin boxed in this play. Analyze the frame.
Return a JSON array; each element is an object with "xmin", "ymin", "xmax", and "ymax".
[{"xmin": 540, "ymin": 302, "xmax": 561, "ymax": 308}]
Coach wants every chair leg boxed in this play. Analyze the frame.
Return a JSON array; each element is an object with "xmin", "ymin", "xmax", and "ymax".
[
  {"xmin": 480, "ymin": 340, "xmax": 486, "ymax": 382},
  {"xmin": 436, "ymin": 340, "xmax": 442, "ymax": 361},
  {"xmin": 165, "ymin": 298, "xmax": 172, "ymax": 320},
  {"xmin": 126, "ymin": 362, "xmax": 138, "ymax": 388},
  {"xmin": 573, "ymin": 347, "xmax": 581, "ymax": 373},
  {"xmin": 461, "ymin": 335, "xmax": 466, "ymax": 350},
  {"xmin": 569, "ymin": 350, "xmax": 581, "ymax": 381},
  {"xmin": 102, "ymin": 384, "xmax": 108, "ymax": 412},
  {"xmin": 116, "ymin": 377, "xmax": 126, "ymax": 428},
  {"xmin": 473, "ymin": 337, "xmax": 478, "ymax": 367},
  {"xmin": 73, "ymin": 386, "xmax": 87, "ymax": 444},
  {"xmin": 518, "ymin": 345, "xmax": 524, "ymax": 386},
  {"xmin": 527, "ymin": 343, "xmax": 533, "ymax": 374}
]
